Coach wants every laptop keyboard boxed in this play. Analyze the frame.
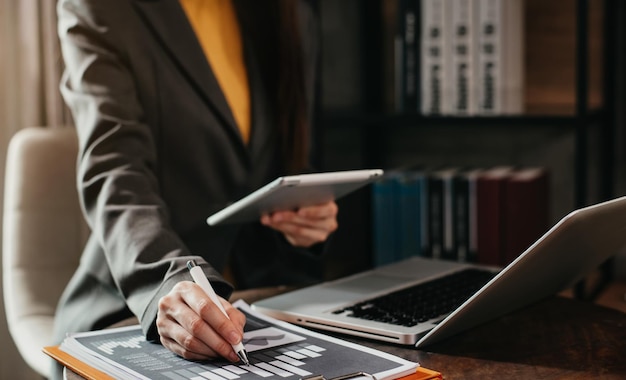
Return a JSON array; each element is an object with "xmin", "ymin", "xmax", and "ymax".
[{"xmin": 332, "ymin": 268, "xmax": 497, "ymax": 327}]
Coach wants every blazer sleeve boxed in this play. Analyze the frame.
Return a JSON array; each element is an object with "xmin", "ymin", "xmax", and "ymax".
[{"xmin": 57, "ymin": 0, "xmax": 233, "ymax": 340}]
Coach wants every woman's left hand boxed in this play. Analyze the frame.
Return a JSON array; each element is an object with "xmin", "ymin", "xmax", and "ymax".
[{"xmin": 260, "ymin": 201, "xmax": 338, "ymax": 247}]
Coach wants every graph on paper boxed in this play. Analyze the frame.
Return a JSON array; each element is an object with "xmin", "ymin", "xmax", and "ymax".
[{"xmin": 59, "ymin": 301, "xmax": 417, "ymax": 380}]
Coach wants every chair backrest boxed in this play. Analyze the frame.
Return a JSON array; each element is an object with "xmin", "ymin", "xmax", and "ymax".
[{"xmin": 3, "ymin": 126, "xmax": 89, "ymax": 377}]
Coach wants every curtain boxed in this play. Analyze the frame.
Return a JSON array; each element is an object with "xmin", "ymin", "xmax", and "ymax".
[
  {"xmin": 1, "ymin": 0, "xmax": 70, "ymax": 130},
  {"xmin": 0, "ymin": 1, "xmax": 70, "ymax": 379}
]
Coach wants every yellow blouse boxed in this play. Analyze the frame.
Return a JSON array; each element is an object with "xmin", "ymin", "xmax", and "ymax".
[{"xmin": 179, "ymin": 0, "xmax": 251, "ymax": 144}]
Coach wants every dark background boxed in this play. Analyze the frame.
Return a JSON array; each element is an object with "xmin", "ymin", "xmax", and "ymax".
[{"xmin": 310, "ymin": 0, "xmax": 626, "ymax": 281}]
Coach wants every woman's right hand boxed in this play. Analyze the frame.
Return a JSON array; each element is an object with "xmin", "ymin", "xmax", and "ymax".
[{"xmin": 156, "ymin": 281, "xmax": 246, "ymax": 362}]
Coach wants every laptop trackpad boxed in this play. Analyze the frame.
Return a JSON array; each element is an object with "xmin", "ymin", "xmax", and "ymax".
[{"xmin": 325, "ymin": 273, "xmax": 409, "ymax": 295}]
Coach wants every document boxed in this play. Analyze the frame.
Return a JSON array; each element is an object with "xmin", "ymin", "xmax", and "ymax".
[{"xmin": 46, "ymin": 300, "xmax": 420, "ymax": 380}]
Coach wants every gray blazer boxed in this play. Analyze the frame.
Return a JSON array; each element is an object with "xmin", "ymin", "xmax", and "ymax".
[{"xmin": 53, "ymin": 0, "xmax": 322, "ymax": 348}]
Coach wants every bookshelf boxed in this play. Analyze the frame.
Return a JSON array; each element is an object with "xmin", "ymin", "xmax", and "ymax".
[{"xmin": 313, "ymin": 0, "xmax": 619, "ymax": 297}]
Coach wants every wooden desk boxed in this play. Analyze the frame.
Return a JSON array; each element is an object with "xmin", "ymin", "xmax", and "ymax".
[
  {"xmin": 344, "ymin": 296, "xmax": 626, "ymax": 379},
  {"xmin": 66, "ymin": 295, "xmax": 626, "ymax": 379}
]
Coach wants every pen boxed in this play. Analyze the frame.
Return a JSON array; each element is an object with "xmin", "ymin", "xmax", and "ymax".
[{"xmin": 186, "ymin": 260, "xmax": 250, "ymax": 366}]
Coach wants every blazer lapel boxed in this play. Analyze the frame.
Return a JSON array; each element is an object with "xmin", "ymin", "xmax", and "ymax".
[{"xmin": 132, "ymin": 0, "xmax": 241, "ymax": 142}]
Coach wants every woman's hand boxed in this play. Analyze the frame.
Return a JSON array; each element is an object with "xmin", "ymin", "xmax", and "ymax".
[
  {"xmin": 260, "ymin": 200, "xmax": 338, "ymax": 247},
  {"xmin": 156, "ymin": 281, "xmax": 246, "ymax": 362}
]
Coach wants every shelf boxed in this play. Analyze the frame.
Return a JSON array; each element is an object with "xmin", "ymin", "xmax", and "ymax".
[
  {"xmin": 319, "ymin": 109, "xmax": 606, "ymax": 129},
  {"xmin": 315, "ymin": 0, "xmax": 618, "ymax": 298}
]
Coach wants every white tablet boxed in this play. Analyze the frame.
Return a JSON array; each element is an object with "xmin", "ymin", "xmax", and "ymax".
[{"xmin": 206, "ymin": 169, "xmax": 384, "ymax": 225}]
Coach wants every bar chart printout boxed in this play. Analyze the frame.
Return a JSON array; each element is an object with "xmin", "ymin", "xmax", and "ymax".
[{"xmin": 57, "ymin": 300, "xmax": 418, "ymax": 380}]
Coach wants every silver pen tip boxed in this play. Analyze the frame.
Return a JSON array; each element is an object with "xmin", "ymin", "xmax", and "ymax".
[
  {"xmin": 237, "ymin": 349, "xmax": 250, "ymax": 366},
  {"xmin": 186, "ymin": 260, "xmax": 196, "ymax": 270}
]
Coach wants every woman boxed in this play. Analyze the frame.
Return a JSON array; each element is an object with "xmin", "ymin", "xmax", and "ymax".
[{"xmin": 54, "ymin": 0, "xmax": 337, "ymax": 375}]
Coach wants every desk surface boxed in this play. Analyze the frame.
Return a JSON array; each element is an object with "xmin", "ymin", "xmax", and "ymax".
[
  {"xmin": 66, "ymin": 294, "xmax": 626, "ymax": 380},
  {"xmin": 346, "ymin": 295, "xmax": 626, "ymax": 379}
]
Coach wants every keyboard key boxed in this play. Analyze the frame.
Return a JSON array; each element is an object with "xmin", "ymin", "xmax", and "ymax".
[{"xmin": 337, "ymin": 268, "xmax": 497, "ymax": 327}]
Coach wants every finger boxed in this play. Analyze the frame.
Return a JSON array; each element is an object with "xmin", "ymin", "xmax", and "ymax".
[
  {"xmin": 221, "ymin": 298, "xmax": 247, "ymax": 333},
  {"xmin": 278, "ymin": 213, "xmax": 339, "ymax": 235},
  {"xmin": 261, "ymin": 200, "xmax": 338, "ymax": 226},
  {"xmin": 269, "ymin": 211, "xmax": 337, "ymax": 230},
  {"xmin": 161, "ymin": 282, "xmax": 242, "ymax": 362},
  {"xmin": 263, "ymin": 209, "xmax": 299, "ymax": 224},
  {"xmin": 159, "ymin": 317, "xmax": 220, "ymax": 360},
  {"xmin": 270, "ymin": 203, "xmax": 337, "ymax": 223},
  {"xmin": 262, "ymin": 201, "xmax": 338, "ymax": 227},
  {"xmin": 182, "ymin": 285, "xmax": 244, "ymax": 362},
  {"xmin": 297, "ymin": 201, "xmax": 338, "ymax": 219},
  {"xmin": 157, "ymin": 285, "xmax": 223, "ymax": 360},
  {"xmin": 279, "ymin": 222, "xmax": 334, "ymax": 247},
  {"xmin": 268, "ymin": 210, "xmax": 338, "ymax": 247}
]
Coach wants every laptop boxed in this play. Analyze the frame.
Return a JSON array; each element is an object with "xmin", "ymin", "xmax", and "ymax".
[{"xmin": 252, "ymin": 196, "xmax": 626, "ymax": 347}]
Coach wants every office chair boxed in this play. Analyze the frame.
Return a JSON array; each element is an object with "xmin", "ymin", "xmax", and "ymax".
[{"xmin": 3, "ymin": 126, "xmax": 89, "ymax": 378}]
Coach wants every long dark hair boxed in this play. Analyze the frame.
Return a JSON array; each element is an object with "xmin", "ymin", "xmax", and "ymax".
[{"xmin": 238, "ymin": 0, "xmax": 310, "ymax": 174}]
